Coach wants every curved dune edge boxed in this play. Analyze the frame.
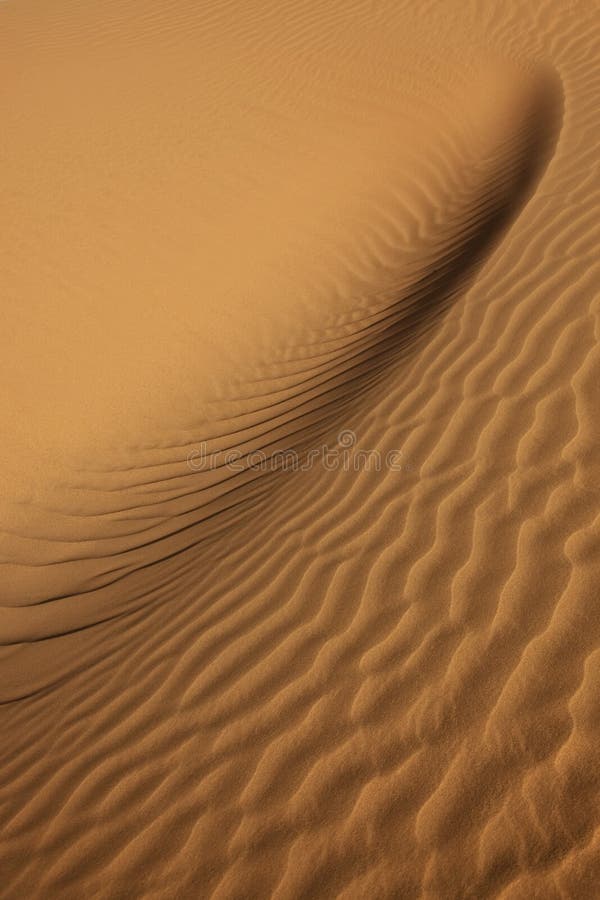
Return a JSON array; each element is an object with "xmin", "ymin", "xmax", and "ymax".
[
  {"xmin": 2, "ymin": 62, "xmax": 561, "ymax": 639},
  {"xmin": 2, "ymin": 1, "xmax": 600, "ymax": 898}
]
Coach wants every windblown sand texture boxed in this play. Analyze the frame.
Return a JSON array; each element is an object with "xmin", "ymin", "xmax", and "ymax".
[{"xmin": 2, "ymin": 0, "xmax": 600, "ymax": 897}]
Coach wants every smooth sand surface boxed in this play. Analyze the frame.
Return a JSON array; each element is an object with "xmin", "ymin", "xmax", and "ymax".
[{"xmin": 1, "ymin": 0, "xmax": 599, "ymax": 897}]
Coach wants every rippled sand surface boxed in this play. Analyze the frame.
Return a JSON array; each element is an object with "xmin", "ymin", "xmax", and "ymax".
[{"xmin": 2, "ymin": 1, "xmax": 600, "ymax": 897}]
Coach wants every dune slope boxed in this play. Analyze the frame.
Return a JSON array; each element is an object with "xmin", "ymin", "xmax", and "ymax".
[{"xmin": 1, "ymin": 0, "xmax": 599, "ymax": 898}]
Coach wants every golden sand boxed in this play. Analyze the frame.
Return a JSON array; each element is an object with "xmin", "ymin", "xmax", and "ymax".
[{"xmin": 1, "ymin": 1, "xmax": 599, "ymax": 896}]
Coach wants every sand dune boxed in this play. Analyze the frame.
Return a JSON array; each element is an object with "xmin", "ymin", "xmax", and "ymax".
[{"xmin": 1, "ymin": 0, "xmax": 599, "ymax": 897}]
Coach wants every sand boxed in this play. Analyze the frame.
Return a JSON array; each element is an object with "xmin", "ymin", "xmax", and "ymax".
[{"xmin": 1, "ymin": 0, "xmax": 599, "ymax": 897}]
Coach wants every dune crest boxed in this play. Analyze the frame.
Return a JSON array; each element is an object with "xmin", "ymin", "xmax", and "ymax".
[{"xmin": 2, "ymin": 57, "xmax": 560, "ymax": 641}]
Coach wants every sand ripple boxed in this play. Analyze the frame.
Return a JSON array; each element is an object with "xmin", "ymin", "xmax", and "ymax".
[{"xmin": 1, "ymin": 0, "xmax": 599, "ymax": 897}]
